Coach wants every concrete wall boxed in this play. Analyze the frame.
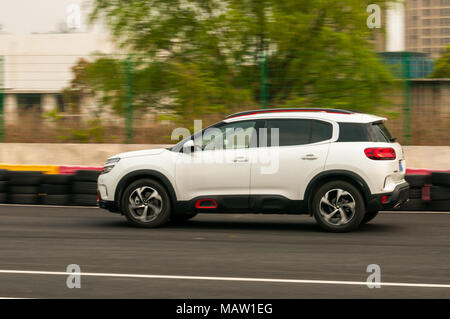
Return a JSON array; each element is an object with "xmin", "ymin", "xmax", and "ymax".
[
  {"xmin": 0, "ymin": 144, "xmax": 449, "ymax": 169},
  {"xmin": 0, "ymin": 144, "xmax": 171, "ymax": 166}
]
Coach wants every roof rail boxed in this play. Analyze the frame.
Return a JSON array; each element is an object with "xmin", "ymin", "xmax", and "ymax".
[{"xmin": 226, "ymin": 108, "xmax": 354, "ymax": 119}]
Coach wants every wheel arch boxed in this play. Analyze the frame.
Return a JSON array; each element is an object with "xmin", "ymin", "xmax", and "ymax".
[
  {"xmin": 304, "ymin": 170, "xmax": 371, "ymax": 215},
  {"xmin": 114, "ymin": 170, "xmax": 177, "ymax": 212}
]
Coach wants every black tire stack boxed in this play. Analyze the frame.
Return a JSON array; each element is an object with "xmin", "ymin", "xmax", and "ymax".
[
  {"xmin": 429, "ymin": 172, "xmax": 450, "ymax": 211},
  {"xmin": 0, "ymin": 170, "xmax": 9, "ymax": 203},
  {"xmin": 396, "ymin": 174, "xmax": 431, "ymax": 211},
  {"xmin": 397, "ymin": 172, "xmax": 450, "ymax": 211},
  {"xmin": 72, "ymin": 170, "xmax": 101, "ymax": 206},
  {"xmin": 41, "ymin": 174, "xmax": 73, "ymax": 206},
  {"xmin": 9, "ymin": 171, "xmax": 43, "ymax": 205}
]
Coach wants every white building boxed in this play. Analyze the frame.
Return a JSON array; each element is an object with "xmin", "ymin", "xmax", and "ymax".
[{"xmin": 0, "ymin": 32, "xmax": 118, "ymax": 124}]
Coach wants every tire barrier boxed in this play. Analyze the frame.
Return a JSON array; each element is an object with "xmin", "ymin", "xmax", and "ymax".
[
  {"xmin": 0, "ymin": 169, "xmax": 9, "ymax": 204},
  {"xmin": 40, "ymin": 174, "xmax": 73, "ymax": 206},
  {"xmin": 8, "ymin": 171, "xmax": 43, "ymax": 205},
  {"xmin": 71, "ymin": 170, "xmax": 101, "ymax": 206},
  {"xmin": 0, "ymin": 169, "xmax": 101, "ymax": 206},
  {"xmin": 0, "ymin": 167, "xmax": 448, "ymax": 211},
  {"xmin": 396, "ymin": 172, "xmax": 450, "ymax": 212}
]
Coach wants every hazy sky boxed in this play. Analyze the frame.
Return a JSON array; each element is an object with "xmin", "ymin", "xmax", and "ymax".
[
  {"xmin": 0, "ymin": 0, "xmax": 404, "ymax": 50},
  {"xmin": 0, "ymin": 0, "xmax": 92, "ymax": 34}
]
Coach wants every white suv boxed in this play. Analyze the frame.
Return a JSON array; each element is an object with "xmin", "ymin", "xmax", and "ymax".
[{"xmin": 98, "ymin": 108, "xmax": 409, "ymax": 232}]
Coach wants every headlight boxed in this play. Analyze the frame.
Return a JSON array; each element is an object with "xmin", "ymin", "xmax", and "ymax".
[{"xmin": 101, "ymin": 158, "xmax": 120, "ymax": 174}]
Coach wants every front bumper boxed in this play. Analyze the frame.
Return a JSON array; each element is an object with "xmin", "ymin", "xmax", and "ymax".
[
  {"xmin": 98, "ymin": 199, "xmax": 120, "ymax": 213},
  {"xmin": 367, "ymin": 181, "xmax": 410, "ymax": 211}
]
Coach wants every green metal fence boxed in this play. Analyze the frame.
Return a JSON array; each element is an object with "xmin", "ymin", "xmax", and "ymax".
[{"xmin": 0, "ymin": 53, "xmax": 448, "ymax": 145}]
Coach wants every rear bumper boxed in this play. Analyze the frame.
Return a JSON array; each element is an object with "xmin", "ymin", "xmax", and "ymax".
[
  {"xmin": 98, "ymin": 199, "xmax": 120, "ymax": 213},
  {"xmin": 368, "ymin": 181, "xmax": 410, "ymax": 211}
]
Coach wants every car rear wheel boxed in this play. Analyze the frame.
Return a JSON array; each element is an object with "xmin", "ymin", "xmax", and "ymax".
[
  {"xmin": 312, "ymin": 181, "xmax": 365, "ymax": 232},
  {"xmin": 121, "ymin": 178, "xmax": 171, "ymax": 228}
]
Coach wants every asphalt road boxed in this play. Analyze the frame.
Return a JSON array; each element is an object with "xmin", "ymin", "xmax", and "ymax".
[{"xmin": 0, "ymin": 204, "xmax": 449, "ymax": 298}]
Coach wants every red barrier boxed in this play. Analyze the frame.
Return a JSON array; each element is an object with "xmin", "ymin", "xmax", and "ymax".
[
  {"xmin": 58, "ymin": 165, "xmax": 103, "ymax": 175},
  {"xmin": 406, "ymin": 168, "xmax": 450, "ymax": 175}
]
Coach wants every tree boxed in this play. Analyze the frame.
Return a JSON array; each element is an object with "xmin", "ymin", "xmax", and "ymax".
[
  {"xmin": 430, "ymin": 45, "xmax": 450, "ymax": 78},
  {"xmin": 86, "ymin": 0, "xmax": 394, "ymax": 120}
]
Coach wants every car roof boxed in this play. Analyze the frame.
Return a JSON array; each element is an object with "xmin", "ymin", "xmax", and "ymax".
[{"xmin": 224, "ymin": 108, "xmax": 386, "ymax": 124}]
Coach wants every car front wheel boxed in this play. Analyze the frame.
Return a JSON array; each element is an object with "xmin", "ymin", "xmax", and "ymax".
[
  {"xmin": 121, "ymin": 178, "xmax": 171, "ymax": 228},
  {"xmin": 312, "ymin": 181, "xmax": 365, "ymax": 232}
]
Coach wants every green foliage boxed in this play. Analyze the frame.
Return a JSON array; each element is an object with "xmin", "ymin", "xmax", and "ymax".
[
  {"xmin": 55, "ymin": 118, "xmax": 106, "ymax": 143},
  {"xmin": 430, "ymin": 45, "xmax": 450, "ymax": 78},
  {"xmin": 81, "ymin": 0, "xmax": 395, "ymax": 120}
]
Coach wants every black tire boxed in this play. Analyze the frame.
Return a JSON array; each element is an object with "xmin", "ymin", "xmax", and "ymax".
[
  {"xmin": 10, "ymin": 194, "xmax": 39, "ymax": 205},
  {"xmin": 0, "ymin": 169, "xmax": 9, "ymax": 181},
  {"xmin": 9, "ymin": 171, "xmax": 43, "ymax": 186},
  {"xmin": 430, "ymin": 186, "xmax": 450, "ymax": 201},
  {"xmin": 43, "ymin": 174, "xmax": 73, "ymax": 184},
  {"xmin": 74, "ymin": 170, "xmax": 101, "ymax": 182},
  {"xmin": 121, "ymin": 178, "xmax": 171, "ymax": 228},
  {"xmin": 10, "ymin": 185, "xmax": 40, "ymax": 194},
  {"xmin": 0, "ymin": 193, "xmax": 7, "ymax": 203},
  {"xmin": 41, "ymin": 194, "xmax": 71, "ymax": 206},
  {"xmin": 405, "ymin": 174, "xmax": 431, "ymax": 188},
  {"xmin": 409, "ymin": 188, "xmax": 422, "ymax": 199},
  {"xmin": 72, "ymin": 182, "xmax": 97, "ymax": 194},
  {"xmin": 0, "ymin": 181, "xmax": 8, "ymax": 193},
  {"xmin": 41, "ymin": 184, "xmax": 71, "ymax": 195},
  {"xmin": 171, "ymin": 212, "xmax": 198, "ymax": 223},
  {"xmin": 72, "ymin": 194, "xmax": 98, "ymax": 206},
  {"xmin": 362, "ymin": 211, "xmax": 379, "ymax": 224},
  {"xmin": 312, "ymin": 181, "xmax": 365, "ymax": 232},
  {"xmin": 431, "ymin": 172, "xmax": 450, "ymax": 188},
  {"xmin": 395, "ymin": 199, "xmax": 427, "ymax": 211}
]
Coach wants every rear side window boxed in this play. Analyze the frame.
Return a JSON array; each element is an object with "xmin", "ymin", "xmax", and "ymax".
[
  {"xmin": 263, "ymin": 119, "xmax": 332, "ymax": 147},
  {"xmin": 371, "ymin": 122, "xmax": 393, "ymax": 142},
  {"xmin": 337, "ymin": 122, "xmax": 394, "ymax": 142},
  {"xmin": 265, "ymin": 119, "xmax": 311, "ymax": 146}
]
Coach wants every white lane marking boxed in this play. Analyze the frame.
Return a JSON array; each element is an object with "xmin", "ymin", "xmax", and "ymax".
[{"xmin": 0, "ymin": 270, "xmax": 449, "ymax": 289}]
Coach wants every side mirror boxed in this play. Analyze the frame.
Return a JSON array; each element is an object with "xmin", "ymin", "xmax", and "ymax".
[{"xmin": 182, "ymin": 140, "xmax": 196, "ymax": 153}]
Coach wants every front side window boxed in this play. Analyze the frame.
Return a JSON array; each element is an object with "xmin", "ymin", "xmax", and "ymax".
[{"xmin": 202, "ymin": 120, "xmax": 257, "ymax": 150}]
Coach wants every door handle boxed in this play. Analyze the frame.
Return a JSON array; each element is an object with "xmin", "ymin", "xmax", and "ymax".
[
  {"xmin": 301, "ymin": 154, "xmax": 318, "ymax": 160},
  {"xmin": 233, "ymin": 156, "xmax": 248, "ymax": 162}
]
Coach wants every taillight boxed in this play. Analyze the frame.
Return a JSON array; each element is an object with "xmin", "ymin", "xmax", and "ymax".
[{"xmin": 364, "ymin": 147, "xmax": 396, "ymax": 160}]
